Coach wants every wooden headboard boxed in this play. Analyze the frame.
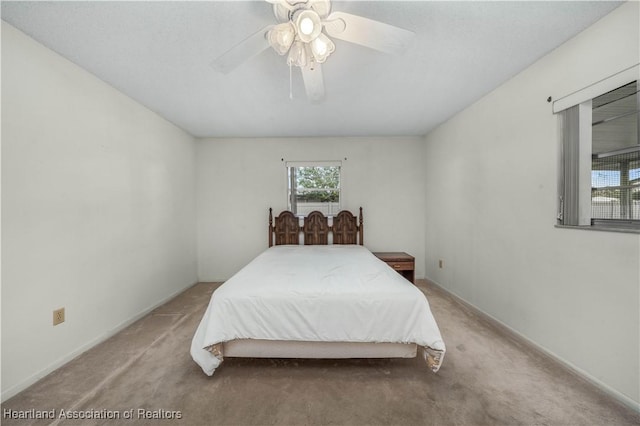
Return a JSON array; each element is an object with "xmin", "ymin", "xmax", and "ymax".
[{"xmin": 268, "ymin": 208, "xmax": 363, "ymax": 247}]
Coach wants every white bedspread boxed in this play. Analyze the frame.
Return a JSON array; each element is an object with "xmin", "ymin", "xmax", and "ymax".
[{"xmin": 191, "ymin": 245, "xmax": 446, "ymax": 375}]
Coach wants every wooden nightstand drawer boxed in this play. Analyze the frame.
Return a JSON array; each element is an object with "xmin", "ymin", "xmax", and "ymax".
[
  {"xmin": 388, "ymin": 261, "xmax": 414, "ymax": 271},
  {"xmin": 373, "ymin": 252, "xmax": 415, "ymax": 284}
]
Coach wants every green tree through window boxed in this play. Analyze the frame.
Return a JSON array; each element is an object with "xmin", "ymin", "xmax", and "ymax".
[{"xmin": 288, "ymin": 164, "xmax": 341, "ymax": 215}]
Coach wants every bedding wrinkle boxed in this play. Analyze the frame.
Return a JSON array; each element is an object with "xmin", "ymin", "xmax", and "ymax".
[{"xmin": 191, "ymin": 245, "xmax": 446, "ymax": 375}]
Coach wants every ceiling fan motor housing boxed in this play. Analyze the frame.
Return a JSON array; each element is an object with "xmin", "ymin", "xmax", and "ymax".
[{"xmin": 273, "ymin": 0, "xmax": 332, "ymax": 23}]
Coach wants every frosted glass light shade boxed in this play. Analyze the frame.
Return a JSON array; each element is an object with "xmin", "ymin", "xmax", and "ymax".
[
  {"xmin": 268, "ymin": 23, "xmax": 295, "ymax": 56},
  {"xmin": 287, "ymin": 41, "xmax": 308, "ymax": 68},
  {"xmin": 295, "ymin": 10, "xmax": 322, "ymax": 43},
  {"xmin": 300, "ymin": 17, "xmax": 314, "ymax": 35},
  {"xmin": 310, "ymin": 33, "xmax": 335, "ymax": 63}
]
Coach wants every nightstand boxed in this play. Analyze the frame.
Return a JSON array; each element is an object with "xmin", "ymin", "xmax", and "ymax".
[{"xmin": 373, "ymin": 252, "xmax": 415, "ymax": 284}]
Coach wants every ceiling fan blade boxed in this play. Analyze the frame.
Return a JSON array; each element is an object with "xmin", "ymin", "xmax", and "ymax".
[
  {"xmin": 324, "ymin": 12, "xmax": 415, "ymax": 55},
  {"xmin": 301, "ymin": 64, "xmax": 325, "ymax": 102},
  {"xmin": 212, "ymin": 25, "xmax": 274, "ymax": 74}
]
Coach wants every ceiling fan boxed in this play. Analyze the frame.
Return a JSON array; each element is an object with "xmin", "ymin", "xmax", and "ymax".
[{"xmin": 212, "ymin": 0, "xmax": 415, "ymax": 102}]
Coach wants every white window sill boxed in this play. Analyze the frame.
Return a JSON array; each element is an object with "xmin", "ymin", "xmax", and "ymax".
[{"xmin": 555, "ymin": 224, "xmax": 640, "ymax": 234}]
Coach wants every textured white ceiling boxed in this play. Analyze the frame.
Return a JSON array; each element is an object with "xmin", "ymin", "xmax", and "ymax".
[{"xmin": 1, "ymin": 1, "xmax": 622, "ymax": 138}]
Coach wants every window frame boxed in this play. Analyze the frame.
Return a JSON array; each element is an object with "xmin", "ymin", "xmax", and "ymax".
[
  {"xmin": 555, "ymin": 66, "xmax": 640, "ymax": 233},
  {"xmin": 285, "ymin": 160, "xmax": 343, "ymax": 217}
]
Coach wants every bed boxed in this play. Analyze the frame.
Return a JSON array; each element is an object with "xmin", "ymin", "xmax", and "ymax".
[{"xmin": 190, "ymin": 208, "xmax": 446, "ymax": 376}]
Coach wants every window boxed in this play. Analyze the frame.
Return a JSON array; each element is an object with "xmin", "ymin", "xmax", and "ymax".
[
  {"xmin": 287, "ymin": 161, "xmax": 341, "ymax": 216},
  {"xmin": 591, "ymin": 82, "xmax": 640, "ymax": 223},
  {"xmin": 558, "ymin": 76, "xmax": 639, "ymax": 231}
]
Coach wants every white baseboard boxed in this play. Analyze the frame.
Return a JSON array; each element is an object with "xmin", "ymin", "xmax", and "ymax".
[
  {"xmin": 1, "ymin": 281, "xmax": 198, "ymax": 402},
  {"xmin": 425, "ymin": 278, "xmax": 640, "ymax": 413}
]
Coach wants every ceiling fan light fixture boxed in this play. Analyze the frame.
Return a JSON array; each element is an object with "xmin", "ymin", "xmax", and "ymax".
[
  {"xmin": 295, "ymin": 10, "xmax": 322, "ymax": 43},
  {"xmin": 287, "ymin": 40, "xmax": 308, "ymax": 68},
  {"xmin": 268, "ymin": 22, "xmax": 295, "ymax": 56},
  {"xmin": 310, "ymin": 33, "xmax": 335, "ymax": 63}
]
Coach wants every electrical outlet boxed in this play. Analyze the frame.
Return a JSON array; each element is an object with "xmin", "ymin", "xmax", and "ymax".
[
  {"xmin": 439, "ymin": 260, "xmax": 444, "ymax": 269},
  {"xmin": 53, "ymin": 308, "xmax": 65, "ymax": 326}
]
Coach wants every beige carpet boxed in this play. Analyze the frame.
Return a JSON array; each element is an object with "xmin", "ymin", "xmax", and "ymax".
[{"xmin": 2, "ymin": 281, "xmax": 638, "ymax": 426}]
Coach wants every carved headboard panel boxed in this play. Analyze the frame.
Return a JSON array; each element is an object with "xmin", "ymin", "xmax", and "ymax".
[
  {"xmin": 303, "ymin": 211, "xmax": 329, "ymax": 245},
  {"xmin": 269, "ymin": 208, "xmax": 363, "ymax": 247},
  {"xmin": 272, "ymin": 210, "xmax": 300, "ymax": 246},
  {"xmin": 333, "ymin": 210, "xmax": 361, "ymax": 245}
]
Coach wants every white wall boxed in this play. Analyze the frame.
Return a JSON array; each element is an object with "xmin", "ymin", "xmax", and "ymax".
[
  {"xmin": 423, "ymin": 2, "xmax": 639, "ymax": 407},
  {"xmin": 1, "ymin": 23, "xmax": 198, "ymax": 400},
  {"xmin": 196, "ymin": 137, "xmax": 426, "ymax": 281}
]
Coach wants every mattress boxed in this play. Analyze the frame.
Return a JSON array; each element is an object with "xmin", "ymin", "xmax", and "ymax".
[{"xmin": 190, "ymin": 245, "xmax": 445, "ymax": 375}]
